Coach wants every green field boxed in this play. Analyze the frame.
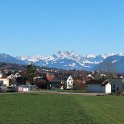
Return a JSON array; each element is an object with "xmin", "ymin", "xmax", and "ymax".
[{"xmin": 0, "ymin": 93, "xmax": 124, "ymax": 124}]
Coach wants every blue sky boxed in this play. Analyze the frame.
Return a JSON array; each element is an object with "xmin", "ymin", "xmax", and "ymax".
[{"xmin": 0, "ymin": 0, "xmax": 124, "ymax": 56}]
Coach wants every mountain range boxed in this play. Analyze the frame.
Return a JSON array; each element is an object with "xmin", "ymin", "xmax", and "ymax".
[{"xmin": 0, "ymin": 51, "xmax": 124, "ymax": 73}]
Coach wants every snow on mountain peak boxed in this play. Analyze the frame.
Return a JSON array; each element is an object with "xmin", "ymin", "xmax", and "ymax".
[
  {"xmin": 16, "ymin": 51, "xmax": 124, "ymax": 72},
  {"xmin": 119, "ymin": 53, "xmax": 124, "ymax": 56},
  {"xmin": 85, "ymin": 54, "xmax": 96, "ymax": 58},
  {"xmin": 18, "ymin": 55, "xmax": 55, "ymax": 63},
  {"xmin": 54, "ymin": 51, "xmax": 81, "ymax": 61}
]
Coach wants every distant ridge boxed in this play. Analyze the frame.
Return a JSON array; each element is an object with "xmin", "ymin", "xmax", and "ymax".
[
  {"xmin": 0, "ymin": 53, "xmax": 26, "ymax": 65},
  {"xmin": 0, "ymin": 51, "xmax": 124, "ymax": 73}
]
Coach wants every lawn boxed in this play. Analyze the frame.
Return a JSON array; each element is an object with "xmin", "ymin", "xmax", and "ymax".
[{"xmin": 0, "ymin": 93, "xmax": 123, "ymax": 124}]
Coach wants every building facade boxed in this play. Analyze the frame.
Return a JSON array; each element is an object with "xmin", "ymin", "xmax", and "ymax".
[{"xmin": 87, "ymin": 79, "xmax": 111, "ymax": 94}]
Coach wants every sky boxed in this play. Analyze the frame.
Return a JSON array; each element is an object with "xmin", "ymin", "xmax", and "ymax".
[{"xmin": 0, "ymin": 0, "xmax": 124, "ymax": 56}]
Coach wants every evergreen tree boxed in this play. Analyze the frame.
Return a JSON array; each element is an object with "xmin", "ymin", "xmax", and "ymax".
[{"xmin": 26, "ymin": 64, "xmax": 37, "ymax": 83}]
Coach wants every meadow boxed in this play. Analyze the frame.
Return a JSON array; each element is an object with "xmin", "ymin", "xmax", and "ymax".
[{"xmin": 0, "ymin": 93, "xmax": 123, "ymax": 124}]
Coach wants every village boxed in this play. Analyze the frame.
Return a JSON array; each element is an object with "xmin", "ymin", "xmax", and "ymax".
[{"xmin": 0, "ymin": 63, "xmax": 124, "ymax": 95}]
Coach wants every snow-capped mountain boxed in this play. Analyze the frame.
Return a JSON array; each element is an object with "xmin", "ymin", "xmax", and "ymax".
[
  {"xmin": 53, "ymin": 51, "xmax": 81, "ymax": 61},
  {"xmin": 17, "ymin": 51, "xmax": 116, "ymax": 70},
  {"xmin": 0, "ymin": 51, "xmax": 124, "ymax": 73},
  {"xmin": 17, "ymin": 51, "xmax": 105, "ymax": 70},
  {"xmin": 18, "ymin": 55, "xmax": 55, "ymax": 63},
  {"xmin": 18, "ymin": 51, "xmax": 124, "ymax": 72}
]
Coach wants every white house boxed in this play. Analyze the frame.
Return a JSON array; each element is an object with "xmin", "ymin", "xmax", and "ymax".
[
  {"xmin": 0, "ymin": 78, "xmax": 10, "ymax": 87},
  {"xmin": 7, "ymin": 72, "xmax": 21, "ymax": 80},
  {"xmin": 0, "ymin": 72, "xmax": 3, "ymax": 78},
  {"xmin": 0, "ymin": 72, "xmax": 10, "ymax": 87},
  {"xmin": 86, "ymin": 79, "xmax": 111, "ymax": 94},
  {"xmin": 66, "ymin": 75, "xmax": 74, "ymax": 89}
]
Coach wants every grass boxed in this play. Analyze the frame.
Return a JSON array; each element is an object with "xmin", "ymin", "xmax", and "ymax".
[
  {"xmin": 51, "ymin": 89, "xmax": 86, "ymax": 93},
  {"xmin": 0, "ymin": 93, "xmax": 124, "ymax": 124}
]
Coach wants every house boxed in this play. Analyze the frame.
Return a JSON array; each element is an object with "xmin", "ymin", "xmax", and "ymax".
[
  {"xmin": 87, "ymin": 74, "xmax": 95, "ymax": 80},
  {"xmin": 110, "ymin": 78, "xmax": 124, "ymax": 92},
  {"xmin": 0, "ymin": 78, "xmax": 10, "ymax": 87},
  {"xmin": 46, "ymin": 75, "xmax": 63, "ymax": 89},
  {"xmin": 50, "ymin": 79, "xmax": 64, "ymax": 89},
  {"xmin": 48, "ymin": 75, "xmax": 74, "ymax": 90},
  {"xmin": 0, "ymin": 71, "xmax": 10, "ymax": 87},
  {"xmin": 66, "ymin": 75, "xmax": 74, "ymax": 90},
  {"xmin": 0, "ymin": 71, "xmax": 3, "ymax": 78},
  {"xmin": 7, "ymin": 72, "xmax": 22, "ymax": 80},
  {"xmin": 86, "ymin": 79, "xmax": 111, "ymax": 94}
]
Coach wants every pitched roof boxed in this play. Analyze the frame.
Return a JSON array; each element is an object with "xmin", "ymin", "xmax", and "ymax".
[
  {"xmin": 46, "ymin": 75, "xmax": 54, "ymax": 82},
  {"xmin": 87, "ymin": 79, "xmax": 109, "ymax": 86}
]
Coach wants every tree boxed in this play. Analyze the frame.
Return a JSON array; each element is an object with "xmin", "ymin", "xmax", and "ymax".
[{"xmin": 26, "ymin": 64, "xmax": 37, "ymax": 83}]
